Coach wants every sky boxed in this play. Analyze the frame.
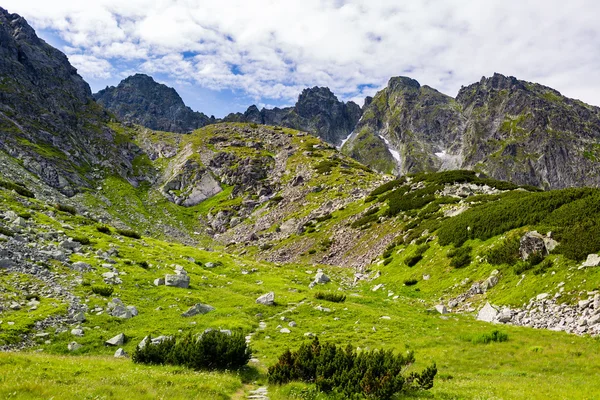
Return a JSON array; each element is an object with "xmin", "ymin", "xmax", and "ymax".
[{"xmin": 4, "ymin": 0, "xmax": 600, "ymax": 117}]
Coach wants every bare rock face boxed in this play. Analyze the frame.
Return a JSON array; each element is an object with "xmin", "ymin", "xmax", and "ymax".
[{"xmin": 94, "ymin": 74, "xmax": 215, "ymax": 133}]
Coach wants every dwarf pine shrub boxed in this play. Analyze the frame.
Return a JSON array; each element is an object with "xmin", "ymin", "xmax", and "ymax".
[{"xmin": 268, "ymin": 337, "xmax": 437, "ymax": 399}]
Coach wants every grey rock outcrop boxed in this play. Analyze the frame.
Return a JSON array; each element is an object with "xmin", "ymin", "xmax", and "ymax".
[{"xmin": 519, "ymin": 231, "xmax": 549, "ymax": 260}]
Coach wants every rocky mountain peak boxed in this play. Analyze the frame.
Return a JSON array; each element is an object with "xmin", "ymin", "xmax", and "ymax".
[
  {"xmin": 94, "ymin": 74, "xmax": 214, "ymax": 133},
  {"xmin": 388, "ymin": 76, "xmax": 421, "ymax": 92}
]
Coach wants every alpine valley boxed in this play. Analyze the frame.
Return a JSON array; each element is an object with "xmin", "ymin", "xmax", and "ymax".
[{"xmin": 1, "ymin": 6, "xmax": 600, "ymax": 400}]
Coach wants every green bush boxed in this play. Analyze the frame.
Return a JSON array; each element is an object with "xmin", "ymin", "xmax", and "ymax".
[
  {"xmin": 91, "ymin": 285, "xmax": 114, "ymax": 297},
  {"xmin": 267, "ymin": 337, "xmax": 436, "ymax": 399},
  {"xmin": 386, "ymin": 186, "xmax": 440, "ymax": 217},
  {"xmin": 18, "ymin": 212, "xmax": 32, "ymax": 220},
  {"xmin": 55, "ymin": 203, "xmax": 77, "ymax": 215},
  {"xmin": 96, "ymin": 225, "xmax": 111, "ymax": 234},
  {"xmin": 369, "ymin": 178, "xmax": 405, "ymax": 197},
  {"xmin": 486, "ymin": 236, "xmax": 521, "ymax": 265},
  {"xmin": 249, "ymin": 123, "xmax": 259, "ymax": 129},
  {"xmin": 314, "ymin": 292, "xmax": 346, "ymax": 303},
  {"xmin": 351, "ymin": 207, "xmax": 380, "ymax": 228},
  {"xmin": 315, "ymin": 213, "xmax": 332, "ymax": 223},
  {"xmin": 449, "ymin": 246, "xmax": 472, "ymax": 268},
  {"xmin": 314, "ymin": 160, "xmax": 338, "ymax": 174},
  {"xmin": 472, "ymin": 330, "xmax": 508, "ymax": 344},
  {"xmin": 133, "ymin": 330, "xmax": 251, "ymax": 371},
  {"xmin": 0, "ymin": 225, "xmax": 13, "ymax": 237},
  {"xmin": 404, "ymin": 278, "xmax": 418, "ymax": 286},
  {"xmin": 138, "ymin": 261, "xmax": 150, "ymax": 269},
  {"xmin": 0, "ymin": 180, "xmax": 35, "ymax": 198},
  {"xmin": 71, "ymin": 236, "xmax": 91, "ymax": 245},
  {"xmin": 404, "ymin": 244, "xmax": 429, "ymax": 267},
  {"xmin": 116, "ymin": 229, "xmax": 141, "ymax": 239},
  {"xmin": 383, "ymin": 258, "xmax": 393, "ymax": 266},
  {"xmin": 308, "ymin": 249, "xmax": 317, "ymax": 255}
]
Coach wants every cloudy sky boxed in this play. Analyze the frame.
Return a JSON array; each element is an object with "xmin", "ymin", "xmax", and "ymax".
[{"xmin": 5, "ymin": 1, "xmax": 600, "ymax": 117}]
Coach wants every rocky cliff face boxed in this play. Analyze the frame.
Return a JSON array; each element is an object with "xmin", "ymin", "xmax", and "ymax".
[
  {"xmin": 0, "ymin": 7, "xmax": 143, "ymax": 196},
  {"xmin": 223, "ymin": 87, "xmax": 362, "ymax": 146},
  {"xmin": 94, "ymin": 74, "xmax": 215, "ymax": 133},
  {"xmin": 343, "ymin": 74, "xmax": 600, "ymax": 189}
]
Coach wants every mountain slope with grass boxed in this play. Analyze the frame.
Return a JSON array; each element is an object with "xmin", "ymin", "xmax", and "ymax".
[{"xmin": 1, "ymin": 6, "xmax": 600, "ymax": 400}]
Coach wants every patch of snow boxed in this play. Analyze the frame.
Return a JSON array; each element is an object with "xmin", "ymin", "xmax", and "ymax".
[
  {"xmin": 338, "ymin": 130, "xmax": 354, "ymax": 150},
  {"xmin": 434, "ymin": 150, "xmax": 462, "ymax": 170},
  {"xmin": 378, "ymin": 135, "xmax": 401, "ymax": 163}
]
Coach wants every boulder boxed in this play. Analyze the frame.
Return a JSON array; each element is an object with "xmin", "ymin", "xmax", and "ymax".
[
  {"xmin": 114, "ymin": 348, "xmax": 128, "ymax": 358},
  {"xmin": 68, "ymin": 342, "xmax": 82, "ymax": 351},
  {"xmin": 60, "ymin": 240, "xmax": 81, "ymax": 251},
  {"xmin": 314, "ymin": 272, "xmax": 330, "ymax": 284},
  {"xmin": 280, "ymin": 328, "xmax": 291, "ymax": 334},
  {"xmin": 434, "ymin": 304, "xmax": 448, "ymax": 314},
  {"xmin": 105, "ymin": 333, "xmax": 125, "ymax": 346},
  {"xmin": 71, "ymin": 328, "xmax": 84, "ymax": 337},
  {"xmin": 0, "ymin": 259, "xmax": 14, "ymax": 268},
  {"xmin": 71, "ymin": 261, "xmax": 92, "ymax": 272},
  {"xmin": 182, "ymin": 303, "xmax": 215, "ymax": 317},
  {"xmin": 165, "ymin": 274, "xmax": 190, "ymax": 288},
  {"xmin": 519, "ymin": 231, "xmax": 548, "ymax": 260},
  {"xmin": 481, "ymin": 275, "xmax": 499, "ymax": 292},
  {"xmin": 153, "ymin": 277, "xmax": 165, "ymax": 286},
  {"xmin": 256, "ymin": 292, "xmax": 275, "ymax": 306},
  {"xmin": 477, "ymin": 302, "xmax": 499, "ymax": 322},
  {"xmin": 581, "ymin": 254, "xmax": 600, "ymax": 268}
]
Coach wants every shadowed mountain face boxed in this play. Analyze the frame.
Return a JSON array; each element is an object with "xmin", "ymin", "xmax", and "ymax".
[
  {"xmin": 223, "ymin": 86, "xmax": 362, "ymax": 146},
  {"xmin": 94, "ymin": 74, "xmax": 216, "ymax": 133},
  {"xmin": 343, "ymin": 74, "xmax": 600, "ymax": 189},
  {"xmin": 0, "ymin": 7, "xmax": 142, "ymax": 196}
]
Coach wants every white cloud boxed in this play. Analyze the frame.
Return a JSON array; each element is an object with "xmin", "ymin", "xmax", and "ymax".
[
  {"xmin": 4, "ymin": 0, "xmax": 600, "ymax": 108},
  {"xmin": 67, "ymin": 54, "xmax": 113, "ymax": 79}
]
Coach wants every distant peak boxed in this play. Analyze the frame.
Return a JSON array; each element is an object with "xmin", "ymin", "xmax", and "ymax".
[{"xmin": 388, "ymin": 76, "xmax": 420, "ymax": 91}]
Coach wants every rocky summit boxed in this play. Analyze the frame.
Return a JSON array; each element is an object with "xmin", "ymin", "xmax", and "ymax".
[
  {"xmin": 94, "ymin": 74, "xmax": 216, "ymax": 133},
  {"xmin": 1, "ymin": 6, "xmax": 600, "ymax": 400}
]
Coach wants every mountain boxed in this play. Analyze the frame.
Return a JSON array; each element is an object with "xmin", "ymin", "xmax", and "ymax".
[
  {"xmin": 94, "ymin": 74, "xmax": 216, "ymax": 133},
  {"xmin": 343, "ymin": 73, "xmax": 600, "ymax": 189},
  {"xmin": 223, "ymin": 86, "xmax": 362, "ymax": 145},
  {"xmin": 0, "ymin": 7, "xmax": 141, "ymax": 196}
]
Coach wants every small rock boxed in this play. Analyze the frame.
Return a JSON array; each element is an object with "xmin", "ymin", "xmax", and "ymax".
[
  {"xmin": 153, "ymin": 278, "xmax": 165, "ymax": 286},
  {"xmin": 71, "ymin": 328, "xmax": 84, "ymax": 337},
  {"xmin": 114, "ymin": 348, "xmax": 128, "ymax": 358},
  {"xmin": 165, "ymin": 274, "xmax": 190, "ymax": 288},
  {"xmin": 314, "ymin": 272, "xmax": 330, "ymax": 284},
  {"xmin": 477, "ymin": 302, "xmax": 499, "ymax": 322},
  {"xmin": 68, "ymin": 342, "xmax": 82, "ymax": 351},
  {"xmin": 105, "ymin": 333, "xmax": 125, "ymax": 346},
  {"xmin": 182, "ymin": 303, "xmax": 215, "ymax": 317},
  {"xmin": 256, "ymin": 292, "xmax": 275, "ymax": 306},
  {"xmin": 434, "ymin": 305, "xmax": 448, "ymax": 315},
  {"xmin": 280, "ymin": 328, "xmax": 291, "ymax": 334}
]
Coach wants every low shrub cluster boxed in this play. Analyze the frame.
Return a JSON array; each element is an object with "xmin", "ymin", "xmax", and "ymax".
[
  {"xmin": 0, "ymin": 225, "xmax": 13, "ymax": 237},
  {"xmin": 116, "ymin": 229, "xmax": 141, "ymax": 239},
  {"xmin": 471, "ymin": 330, "xmax": 508, "ymax": 344},
  {"xmin": 0, "ymin": 180, "xmax": 35, "ymax": 198},
  {"xmin": 268, "ymin": 337, "xmax": 437, "ymax": 400},
  {"xmin": 404, "ymin": 244, "xmax": 430, "ymax": 267},
  {"xmin": 485, "ymin": 236, "xmax": 521, "ymax": 265},
  {"xmin": 91, "ymin": 285, "xmax": 114, "ymax": 297},
  {"xmin": 351, "ymin": 207, "xmax": 380, "ymax": 228},
  {"xmin": 55, "ymin": 203, "xmax": 77, "ymax": 215},
  {"xmin": 314, "ymin": 292, "xmax": 346, "ymax": 303},
  {"xmin": 71, "ymin": 236, "xmax": 91, "ymax": 245},
  {"xmin": 133, "ymin": 330, "xmax": 251, "ymax": 371},
  {"xmin": 368, "ymin": 178, "xmax": 405, "ymax": 197},
  {"xmin": 386, "ymin": 186, "xmax": 442, "ymax": 217},
  {"xmin": 404, "ymin": 278, "xmax": 418, "ymax": 286},
  {"xmin": 448, "ymin": 245, "xmax": 472, "ymax": 268},
  {"xmin": 96, "ymin": 225, "xmax": 111, "ymax": 234},
  {"xmin": 314, "ymin": 160, "xmax": 338, "ymax": 174}
]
